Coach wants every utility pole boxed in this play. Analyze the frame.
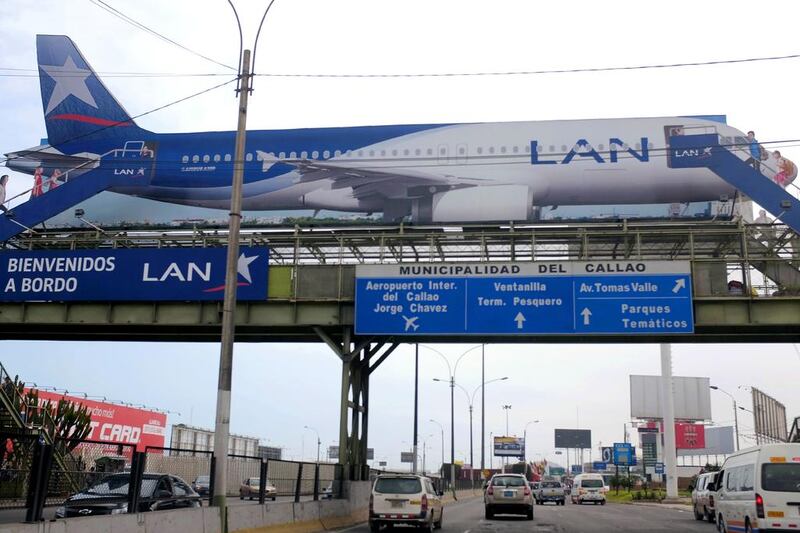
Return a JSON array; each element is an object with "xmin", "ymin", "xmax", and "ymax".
[
  {"xmin": 450, "ymin": 376, "xmax": 456, "ymax": 497},
  {"xmin": 481, "ymin": 344, "xmax": 485, "ymax": 478},
  {"xmin": 502, "ymin": 404, "xmax": 511, "ymax": 472},
  {"xmin": 212, "ymin": 48, "xmax": 251, "ymax": 529},
  {"xmin": 660, "ymin": 344, "xmax": 679, "ymax": 499},
  {"xmin": 413, "ymin": 344, "xmax": 419, "ymax": 473}
]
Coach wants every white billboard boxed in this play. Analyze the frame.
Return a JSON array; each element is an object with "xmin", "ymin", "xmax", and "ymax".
[
  {"xmin": 677, "ymin": 426, "xmax": 735, "ymax": 456},
  {"xmin": 630, "ymin": 375, "xmax": 712, "ymax": 421}
]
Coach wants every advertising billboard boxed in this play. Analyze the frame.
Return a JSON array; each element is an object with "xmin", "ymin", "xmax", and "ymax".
[
  {"xmin": 677, "ymin": 426, "xmax": 735, "ymax": 456},
  {"xmin": 752, "ymin": 388, "xmax": 788, "ymax": 443},
  {"xmin": 0, "ymin": 247, "xmax": 269, "ymax": 302},
  {"xmin": 554, "ymin": 429, "xmax": 591, "ymax": 449},
  {"xmin": 675, "ymin": 423, "xmax": 706, "ymax": 449},
  {"xmin": 629, "ymin": 375, "xmax": 712, "ymax": 421},
  {"xmin": 493, "ymin": 436, "xmax": 524, "ymax": 457},
  {"xmin": 34, "ymin": 390, "xmax": 167, "ymax": 452}
]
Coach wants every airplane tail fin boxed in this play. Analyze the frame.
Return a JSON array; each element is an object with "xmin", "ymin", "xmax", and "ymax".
[{"xmin": 36, "ymin": 35, "xmax": 149, "ymax": 150}]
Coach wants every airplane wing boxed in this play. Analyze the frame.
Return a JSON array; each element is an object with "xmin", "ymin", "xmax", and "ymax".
[{"xmin": 256, "ymin": 151, "xmax": 488, "ymax": 200}]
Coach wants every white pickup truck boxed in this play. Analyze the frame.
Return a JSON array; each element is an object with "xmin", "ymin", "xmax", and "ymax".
[{"xmin": 535, "ymin": 481, "xmax": 566, "ymax": 505}]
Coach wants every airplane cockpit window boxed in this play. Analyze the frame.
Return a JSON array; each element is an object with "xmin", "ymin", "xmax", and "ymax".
[
  {"xmin": 733, "ymin": 136, "xmax": 748, "ymax": 149},
  {"xmin": 202, "ymin": 154, "xmax": 209, "ymax": 163},
  {"xmin": 224, "ymin": 154, "xmax": 231, "ymax": 162},
  {"xmin": 181, "ymin": 156, "xmax": 189, "ymax": 163},
  {"xmin": 245, "ymin": 153, "xmax": 253, "ymax": 162},
  {"xmin": 213, "ymin": 154, "xmax": 221, "ymax": 162},
  {"xmin": 192, "ymin": 155, "xmax": 199, "ymax": 163}
]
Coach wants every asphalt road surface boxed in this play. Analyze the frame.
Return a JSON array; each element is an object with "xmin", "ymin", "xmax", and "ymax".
[{"xmin": 342, "ymin": 497, "xmax": 714, "ymax": 533}]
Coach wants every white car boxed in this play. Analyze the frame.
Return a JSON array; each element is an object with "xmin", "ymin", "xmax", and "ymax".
[
  {"xmin": 570, "ymin": 473, "xmax": 606, "ymax": 505},
  {"xmin": 716, "ymin": 443, "xmax": 800, "ymax": 533},
  {"xmin": 369, "ymin": 474, "xmax": 443, "ymax": 533}
]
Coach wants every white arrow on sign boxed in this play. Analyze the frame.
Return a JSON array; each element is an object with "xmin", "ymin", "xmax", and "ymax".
[
  {"xmin": 580, "ymin": 307, "xmax": 592, "ymax": 325},
  {"xmin": 672, "ymin": 278, "xmax": 686, "ymax": 293},
  {"xmin": 514, "ymin": 312, "xmax": 526, "ymax": 329}
]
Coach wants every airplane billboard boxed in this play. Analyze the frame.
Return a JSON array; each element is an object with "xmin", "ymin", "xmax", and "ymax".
[
  {"xmin": 2, "ymin": 35, "xmax": 756, "ymax": 234},
  {"xmin": 493, "ymin": 436, "xmax": 524, "ymax": 457}
]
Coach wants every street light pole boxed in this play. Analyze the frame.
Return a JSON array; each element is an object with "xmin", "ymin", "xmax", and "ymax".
[
  {"xmin": 502, "ymin": 405, "xmax": 512, "ymax": 472},
  {"xmin": 413, "ymin": 344, "xmax": 419, "ymax": 474},
  {"xmin": 450, "ymin": 375, "xmax": 455, "ymax": 493},
  {"xmin": 430, "ymin": 419, "xmax": 444, "ymax": 479},
  {"xmin": 481, "ymin": 345, "xmax": 485, "ymax": 477},
  {"xmin": 304, "ymin": 426, "xmax": 321, "ymax": 463},
  {"xmin": 710, "ymin": 385, "xmax": 740, "ymax": 451}
]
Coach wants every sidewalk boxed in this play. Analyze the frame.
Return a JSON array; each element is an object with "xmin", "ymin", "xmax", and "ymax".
[{"xmin": 623, "ymin": 500, "xmax": 693, "ymax": 512}]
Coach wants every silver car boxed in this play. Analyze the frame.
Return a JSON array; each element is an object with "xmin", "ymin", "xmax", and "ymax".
[{"xmin": 484, "ymin": 474, "xmax": 534, "ymax": 520}]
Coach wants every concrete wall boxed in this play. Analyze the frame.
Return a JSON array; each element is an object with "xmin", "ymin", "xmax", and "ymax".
[{"xmin": 0, "ymin": 482, "xmax": 372, "ymax": 533}]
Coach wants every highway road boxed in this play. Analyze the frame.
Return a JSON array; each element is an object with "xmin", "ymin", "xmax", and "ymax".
[{"xmin": 339, "ymin": 497, "xmax": 713, "ymax": 533}]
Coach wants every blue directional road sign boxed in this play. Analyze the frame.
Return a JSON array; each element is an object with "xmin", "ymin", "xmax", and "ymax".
[
  {"xmin": 571, "ymin": 464, "xmax": 583, "ymax": 475},
  {"xmin": 593, "ymin": 462, "xmax": 607, "ymax": 471},
  {"xmin": 655, "ymin": 462, "xmax": 665, "ymax": 474},
  {"xmin": 355, "ymin": 262, "xmax": 693, "ymax": 335}
]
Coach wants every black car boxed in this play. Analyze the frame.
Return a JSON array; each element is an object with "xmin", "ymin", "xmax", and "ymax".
[
  {"xmin": 192, "ymin": 475, "xmax": 211, "ymax": 496},
  {"xmin": 55, "ymin": 473, "xmax": 201, "ymax": 518}
]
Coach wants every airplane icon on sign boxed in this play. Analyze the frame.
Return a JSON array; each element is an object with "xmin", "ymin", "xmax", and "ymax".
[{"xmin": 402, "ymin": 315, "xmax": 420, "ymax": 332}]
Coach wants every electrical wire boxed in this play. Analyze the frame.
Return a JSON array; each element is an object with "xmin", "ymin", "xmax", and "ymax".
[
  {"xmin": 254, "ymin": 52, "xmax": 800, "ymax": 78},
  {"xmin": 87, "ymin": 0, "xmax": 236, "ymax": 72},
  {"xmin": 1, "ymin": 77, "xmax": 238, "ymax": 165}
]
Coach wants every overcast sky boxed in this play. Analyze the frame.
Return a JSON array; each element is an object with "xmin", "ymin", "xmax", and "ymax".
[{"xmin": 1, "ymin": 0, "xmax": 800, "ymax": 469}]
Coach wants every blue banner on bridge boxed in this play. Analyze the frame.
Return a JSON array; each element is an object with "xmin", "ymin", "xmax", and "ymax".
[{"xmin": 0, "ymin": 247, "xmax": 269, "ymax": 301}]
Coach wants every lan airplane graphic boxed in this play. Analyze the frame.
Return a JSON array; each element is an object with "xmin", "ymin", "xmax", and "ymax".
[{"xmin": 3, "ymin": 35, "xmax": 776, "ymax": 225}]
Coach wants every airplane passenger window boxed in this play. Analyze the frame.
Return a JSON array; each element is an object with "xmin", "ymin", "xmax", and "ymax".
[
  {"xmin": 404, "ymin": 149, "xmax": 409, "ymax": 156},
  {"xmin": 290, "ymin": 151, "xmax": 297, "ymax": 159},
  {"xmin": 598, "ymin": 144, "xmax": 604, "ymax": 151},
  {"xmin": 500, "ymin": 146, "xmax": 506, "ymax": 154},
  {"xmin": 181, "ymin": 156, "xmax": 189, "ymax": 163},
  {"xmin": 512, "ymin": 146, "xmax": 519, "ymax": 153},
  {"xmin": 560, "ymin": 145, "xmax": 567, "ymax": 152},
  {"xmin": 622, "ymin": 144, "xmax": 629, "ymax": 150},
  {"xmin": 323, "ymin": 150, "xmax": 330, "ymax": 159},
  {"xmin": 549, "ymin": 145, "xmax": 555, "ymax": 152},
  {"xmin": 525, "ymin": 145, "xmax": 531, "ymax": 153},
  {"xmin": 459, "ymin": 147, "xmax": 465, "ymax": 155},
  {"xmin": 488, "ymin": 147, "xmax": 495, "ymax": 154},
  {"xmin": 358, "ymin": 150, "xmax": 364, "ymax": 157},
  {"xmin": 279, "ymin": 152, "xmax": 286, "ymax": 159},
  {"xmin": 427, "ymin": 148, "xmax": 433, "ymax": 156},
  {"xmin": 223, "ymin": 154, "xmax": 231, "ymax": 162},
  {"xmin": 392, "ymin": 149, "xmax": 398, "ymax": 156},
  {"xmin": 369, "ymin": 150, "xmax": 374, "ymax": 157},
  {"xmin": 635, "ymin": 143, "xmax": 641, "ymax": 150},
  {"xmin": 415, "ymin": 149, "xmax": 421, "ymax": 156},
  {"xmin": 312, "ymin": 150, "xmax": 319, "ymax": 159},
  {"xmin": 213, "ymin": 154, "xmax": 221, "ymax": 162},
  {"xmin": 477, "ymin": 147, "xmax": 483, "ymax": 155},
  {"xmin": 380, "ymin": 150, "xmax": 386, "ymax": 157},
  {"xmin": 202, "ymin": 155, "xmax": 210, "ymax": 163},
  {"xmin": 439, "ymin": 147, "xmax": 446, "ymax": 155},
  {"xmin": 334, "ymin": 150, "xmax": 341, "ymax": 157}
]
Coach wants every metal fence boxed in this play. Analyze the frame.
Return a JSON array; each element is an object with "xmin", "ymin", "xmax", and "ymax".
[{"xmin": 0, "ymin": 436, "xmax": 345, "ymax": 524}]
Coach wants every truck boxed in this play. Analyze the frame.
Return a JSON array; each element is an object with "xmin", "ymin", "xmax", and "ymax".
[{"xmin": 535, "ymin": 480, "xmax": 566, "ymax": 505}]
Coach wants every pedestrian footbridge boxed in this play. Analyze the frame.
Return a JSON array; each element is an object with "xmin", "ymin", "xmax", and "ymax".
[{"xmin": 0, "ymin": 221, "xmax": 799, "ymax": 344}]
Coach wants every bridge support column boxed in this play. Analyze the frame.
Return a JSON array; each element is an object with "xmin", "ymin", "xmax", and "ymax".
[{"xmin": 315, "ymin": 327, "xmax": 398, "ymax": 481}]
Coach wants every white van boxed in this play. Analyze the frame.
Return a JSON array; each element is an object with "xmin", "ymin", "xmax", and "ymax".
[
  {"xmin": 570, "ymin": 473, "xmax": 606, "ymax": 505},
  {"xmin": 716, "ymin": 443, "xmax": 800, "ymax": 533},
  {"xmin": 369, "ymin": 474, "xmax": 443, "ymax": 533}
]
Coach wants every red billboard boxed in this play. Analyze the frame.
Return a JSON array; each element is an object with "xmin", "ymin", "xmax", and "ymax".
[
  {"xmin": 33, "ymin": 390, "xmax": 167, "ymax": 452},
  {"xmin": 675, "ymin": 423, "xmax": 706, "ymax": 449}
]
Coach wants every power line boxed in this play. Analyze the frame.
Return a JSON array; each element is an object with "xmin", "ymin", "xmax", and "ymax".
[
  {"xmin": 254, "ymin": 52, "xmax": 800, "ymax": 78},
  {"xmin": 87, "ymin": 0, "xmax": 237, "ymax": 72},
  {"xmin": 1, "ymin": 77, "xmax": 238, "ymax": 165}
]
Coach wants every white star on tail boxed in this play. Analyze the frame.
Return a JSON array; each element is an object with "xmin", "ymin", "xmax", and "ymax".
[
  {"xmin": 41, "ymin": 56, "xmax": 98, "ymax": 115},
  {"xmin": 237, "ymin": 253, "xmax": 258, "ymax": 283}
]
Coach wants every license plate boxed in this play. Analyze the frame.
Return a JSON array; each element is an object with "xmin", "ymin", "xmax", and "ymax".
[
  {"xmin": 504, "ymin": 490, "xmax": 514, "ymax": 498},
  {"xmin": 391, "ymin": 501, "xmax": 403, "ymax": 508}
]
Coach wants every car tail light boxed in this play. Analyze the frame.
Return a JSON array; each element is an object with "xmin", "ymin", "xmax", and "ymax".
[
  {"xmin": 421, "ymin": 494, "xmax": 428, "ymax": 514},
  {"xmin": 369, "ymin": 494, "xmax": 374, "ymax": 514},
  {"xmin": 524, "ymin": 485, "xmax": 531, "ymax": 496},
  {"xmin": 487, "ymin": 485, "xmax": 494, "ymax": 495},
  {"xmin": 756, "ymin": 493, "xmax": 765, "ymax": 519}
]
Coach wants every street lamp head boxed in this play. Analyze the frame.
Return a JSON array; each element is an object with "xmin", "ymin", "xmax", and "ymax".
[
  {"xmin": 500, "ymin": 377, "xmax": 509, "ymax": 380},
  {"xmin": 709, "ymin": 385, "xmax": 719, "ymax": 390}
]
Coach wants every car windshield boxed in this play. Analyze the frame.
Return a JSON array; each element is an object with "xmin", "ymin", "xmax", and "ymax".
[
  {"xmin": 762, "ymin": 464, "xmax": 800, "ymax": 493},
  {"xmin": 196, "ymin": 476, "xmax": 209, "ymax": 483},
  {"xmin": 542, "ymin": 482, "xmax": 561, "ymax": 488},
  {"xmin": 581, "ymin": 479, "xmax": 604, "ymax": 488},
  {"xmin": 248, "ymin": 478, "xmax": 260, "ymax": 485},
  {"xmin": 374, "ymin": 478, "xmax": 422, "ymax": 494},
  {"xmin": 492, "ymin": 476, "xmax": 525, "ymax": 487}
]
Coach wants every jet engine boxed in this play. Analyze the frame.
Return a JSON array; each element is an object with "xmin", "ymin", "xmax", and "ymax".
[{"xmin": 413, "ymin": 185, "xmax": 534, "ymax": 223}]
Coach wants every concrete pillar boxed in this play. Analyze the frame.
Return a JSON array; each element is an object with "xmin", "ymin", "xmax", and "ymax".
[{"xmin": 659, "ymin": 344, "xmax": 679, "ymax": 499}]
